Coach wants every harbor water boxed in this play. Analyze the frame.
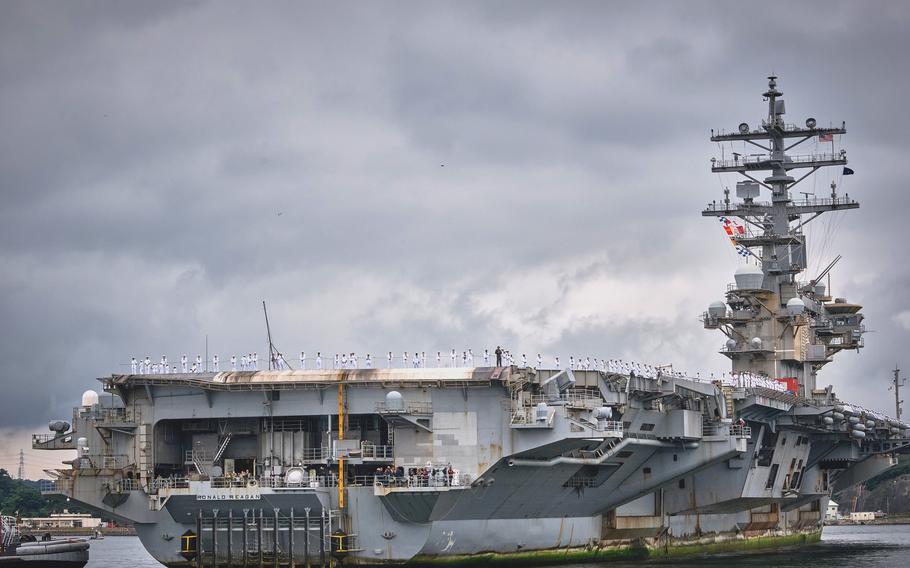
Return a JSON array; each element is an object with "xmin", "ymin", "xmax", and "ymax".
[{"xmin": 81, "ymin": 524, "xmax": 910, "ymax": 567}]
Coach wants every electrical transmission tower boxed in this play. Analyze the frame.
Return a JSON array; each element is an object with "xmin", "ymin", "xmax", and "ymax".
[{"xmin": 17, "ymin": 449, "xmax": 25, "ymax": 480}]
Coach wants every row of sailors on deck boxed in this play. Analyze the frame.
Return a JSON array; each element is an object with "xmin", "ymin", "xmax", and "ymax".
[
  {"xmin": 128, "ymin": 353, "xmax": 779, "ymax": 390},
  {"xmin": 128, "ymin": 352, "xmax": 696, "ymax": 376},
  {"xmin": 131, "ymin": 354, "xmax": 263, "ymax": 374}
]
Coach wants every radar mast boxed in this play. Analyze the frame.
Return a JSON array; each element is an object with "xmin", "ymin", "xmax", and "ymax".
[{"xmin": 703, "ymin": 76, "xmax": 864, "ymax": 396}]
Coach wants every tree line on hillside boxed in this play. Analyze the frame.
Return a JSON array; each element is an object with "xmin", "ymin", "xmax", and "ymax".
[{"xmin": 0, "ymin": 468, "xmax": 110, "ymax": 520}]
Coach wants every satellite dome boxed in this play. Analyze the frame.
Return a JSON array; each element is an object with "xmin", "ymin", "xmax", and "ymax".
[
  {"xmin": 750, "ymin": 337, "xmax": 763, "ymax": 350},
  {"xmin": 786, "ymin": 297, "xmax": 806, "ymax": 316},
  {"xmin": 708, "ymin": 301, "xmax": 727, "ymax": 318},
  {"xmin": 535, "ymin": 402, "xmax": 549, "ymax": 422},
  {"xmin": 81, "ymin": 390, "xmax": 99, "ymax": 407},
  {"xmin": 734, "ymin": 264, "xmax": 764, "ymax": 289},
  {"xmin": 385, "ymin": 390, "xmax": 404, "ymax": 411},
  {"xmin": 725, "ymin": 339, "xmax": 737, "ymax": 351}
]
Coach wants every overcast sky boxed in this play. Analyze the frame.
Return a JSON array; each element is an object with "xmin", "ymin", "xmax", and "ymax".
[{"xmin": 2, "ymin": 1, "xmax": 909, "ymax": 477}]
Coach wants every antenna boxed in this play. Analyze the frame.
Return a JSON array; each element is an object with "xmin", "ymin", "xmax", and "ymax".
[
  {"xmin": 262, "ymin": 301, "xmax": 275, "ymax": 370},
  {"xmin": 17, "ymin": 449, "xmax": 24, "ymax": 480},
  {"xmin": 890, "ymin": 365, "xmax": 907, "ymax": 421},
  {"xmin": 262, "ymin": 301, "xmax": 292, "ymax": 370}
]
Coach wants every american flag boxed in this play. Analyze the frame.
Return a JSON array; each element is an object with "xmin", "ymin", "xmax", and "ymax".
[{"xmin": 818, "ymin": 133, "xmax": 834, "ymax": 142}]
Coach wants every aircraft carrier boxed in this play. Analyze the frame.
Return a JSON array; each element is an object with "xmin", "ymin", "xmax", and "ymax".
[{"xmin": 35, "ymin": 77, "xmax": 910, "ymax": 566}]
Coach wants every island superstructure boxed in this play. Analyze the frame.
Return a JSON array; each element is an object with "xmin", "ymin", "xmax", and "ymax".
[{"xmin": 35, "ymin": 77, "xmax": 910, "ymax": 566}]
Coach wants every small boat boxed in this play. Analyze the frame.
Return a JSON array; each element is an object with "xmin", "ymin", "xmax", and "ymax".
[
  {"xmin": 1, "ymin": 516, "xmax": 89, "ymax": 567},
  {"xmin": 89, "ymin": 530, "xmax": 103, "ymax": 540}
]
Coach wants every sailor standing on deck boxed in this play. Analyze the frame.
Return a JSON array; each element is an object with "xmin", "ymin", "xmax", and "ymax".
[
  {"xmin": 131, "ymin": 357, "xmax": 138, "ymax": 374},
  {"xmin": 241, "ymin": 354, "xmax": 248, "ymax": 370},
  {"xmin": 421, "ymin": 352, "xmax": 427, "ymax": 368},
  {"xmin": 351, "ymin": 352, "xmax": 358, "ymax": 368},
  {"xmin": 451, "ymin": 349, "xmax": 457, "ymax": 367},
  {"xmin": 403, "ymin": 352, "xmax": 409, "ymax": 369},
  {"xmin": 537, "ymin": 354, "xmax": 542, "ymax": 368},
  {"xmin": 196, "ymin": 355, "xmax": 203, "ymax": 372},
  {"xmin": 554, "ymin": 355, "xmax": 560, "ymax": 368},
  {"xmin": 300, "ymin": 351, "xmax": 306, "ymax": 370},
  {"xmin": 569, "ymin": 356, "xmax": 575, "ymax": 370},
  {"xmin": 521, "ymin": 354, "xmax": 528, "ymax": 368},
  {"xmin": 341, "ymin": 353, "xmax": 348, "ymax": 369},
  {"xmin": 494, "ymin": 346, "xmax": 503, "ymax": 367},
  {"xmin": 213, "ymin": 354, "xmax": 219, "ymax": 372},
  {"xmin": 141, "ymin": 356, "xmax": 149, "ymax": 373},
  {"xmin": 316, "ymin": 352, "xmax": 323, "ymax": 369},
  {"xmin": 161, "ymin": 355, "xmax": 168, "ymax": 373},
  {"xmin": 483, "ymin": 349, "xmax": 490, "ymax": 366},
  {"xmin": 387, "ymin": 352, "xmax": 393, "ymax": 369},
  {"xmin": 253, "ymin": 352, "xmax": 259, "ymax": 371},
  {"xmin": 181, "ymin": 354, "xmax": 188, "ymax": 373},
  {"xmin": 335, "ymin": 353, "xmax": 340, "ymax": 369},
  {"xmin": 436, "ymin": 351, "xmax": 442, "ymax": 367},
  {"xmin": 231, "ymin": 355, "xmax": 237, "ymax": 371},
  {"xmin": 468, "ymin": 349, "xmax": 474, "ymax": 366},
  {"xmin": 365, "ymin": 353, "xmax": 372, "ymax": 368},
  {"xmin": 412, "ymin": 353, "xmax": 419, "ymax": 368}
]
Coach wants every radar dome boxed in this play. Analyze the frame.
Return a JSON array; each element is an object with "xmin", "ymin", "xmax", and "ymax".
[
  {"xmin": 81, "ymin": 390, "xmax": 99, "ymax": 407},
  {"xmin": 786, "ymin": 297, "xmax": 806, "ymax": 316},
  {"xmin": 725, "ymin": 339, "xmax": 737, "ymax": 351},
  {"xmin": 708, "ymin": 301, "xmax": 727, "ymax": 318},
  {"xmin": 535, "ymin": 402, "xmax": 549, "ymax": 422},
  {"xmin": 734, "ymin": 264, "xmax": 764, "ymax": 289},
  {"xmin": 750, "ymin": 337, "xmax": 763, "ymax": 350},
  {"xmin": 385, "ymin": 390, "xmax": 404, "ymax": 411},
  {"xmin": 285, "ymin": 467, "xmax": 305, "ymax": 486}
]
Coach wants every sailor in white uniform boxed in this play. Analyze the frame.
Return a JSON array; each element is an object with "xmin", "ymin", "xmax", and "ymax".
[
  {"xmin": 387, "ymin": 352, "xmax": 393, "ymax": 369},
  {"xmin": 196, "ymin": 355, "xmax": 203, "ymax": 372},
  {"xmin": 213, "ymin": 354, "xmax": 219, "ymax": 372},
  {"xmin": 351, "ymin": 353, "xmax": 358, "ymax": 368},
  {"xmin": 421, "ymin": 352, "xmax": 427, "ymax": 368},
  {"xmin": 483, "ymin": 349, "xmax": 490, "ymax": 366},
  {"xmin": 253, "ymin": 352, "xmax": 259, "ymax": 371},
  {"xmin": 181, "ymin": 354, "xmax": 188, "ymax": 373},
  {"xmin": 335, "ymin": 354, "xmax": 340, "ymax": 369},
  {"xmin": 412, "ymin": 353, "xmax": 419, "ymax": 368},
  {"xmin": 468, "ymin": 349, "xmax": 474, "ymax": 366},
  {"xmin": 436, "ymin": 351, "xmax": 442, "ymax": 367},
  {"xmin": 142, "ymin": 356, "xmax": 149, "ymax": 374},
  {"xmin": 462, "ymin": 351, "xmax": 467, "ymax": 366},
  {"xmin": 316, "ymin": 352, "xmax": 323, "ymax": 369},
  {"xmin": 569, "ymin": 356, "xmax": 575, "ymax": 370},
  {"xmin": 450, "ymin": 349, "xmax": 457, "ymax": 367},
  {"xmin": 190, "ymin": 362, "xmax": 197, "ymax": 373},
  {"xmin": 131, "ymin": 357, "xmax": 138, "ymax": 374},
  {"xmin": 300, "ymin": 351, "xmax": 306, "ymax": 370},
  {"xmin": 241, "ymin": 354, "xmax": 248, "ymax": 370},
  {"xmin": 521, "ymin": 354, "xmax": 528, "ymax": 368},
  {"xmin": 365, "ymin": 353, "xmax": 372, "ymax": 368},
  {"xmin": 537, "ymin": 354, "xmax": 542, "ymax": 368},
  {"xmin": 161, "ymin": 355, "xmax": 168, "ymax": 373},
  {"xmin": 231, "ymin": 355, "xmax": 237, "ymax": 371},
  {"xmin": 341, "ymin": 353, "xmax": 348, "ymax": 369},
  {"xmin": 554, "ymin": 356, "xmax": 560, "ymax": 369},
  {"xmin": 584, "ymin": 357, "xmax": 591, "ymax": 370}
]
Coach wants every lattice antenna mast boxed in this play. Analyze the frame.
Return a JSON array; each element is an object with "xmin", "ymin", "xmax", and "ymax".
[
  {"xmin": 17, "ymin": 449, "xmax": 24, "ymax": 481},
  {"xmin": 702, "ymin": 76, "xmax": 865, "ymax": 394}
]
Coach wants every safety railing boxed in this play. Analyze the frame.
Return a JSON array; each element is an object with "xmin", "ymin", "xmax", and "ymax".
[
  {"xmin": 375, "ymin": 401, "xmax": 432, "ymax": 415},
  {"xmin": 79, "ymin": 454, "xmax": 132, "ymax": 469},
  {"xmin": 712, "ymin": 152, "xmax": 845, "ymax": 170},
  {"xmin": 361, "ymin": 444, "xmax": 394, "ymax": 460}
]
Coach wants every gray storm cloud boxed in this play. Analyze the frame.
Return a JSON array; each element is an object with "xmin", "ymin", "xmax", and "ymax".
[{"xmin": 1, "ymin": 0, "xmax": 909, "ymax": 476}]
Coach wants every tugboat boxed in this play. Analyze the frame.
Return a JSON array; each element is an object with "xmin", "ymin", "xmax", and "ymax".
[{"xmin": 0, "ymin": 515, "xmax": 89, "ymax": 567}]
